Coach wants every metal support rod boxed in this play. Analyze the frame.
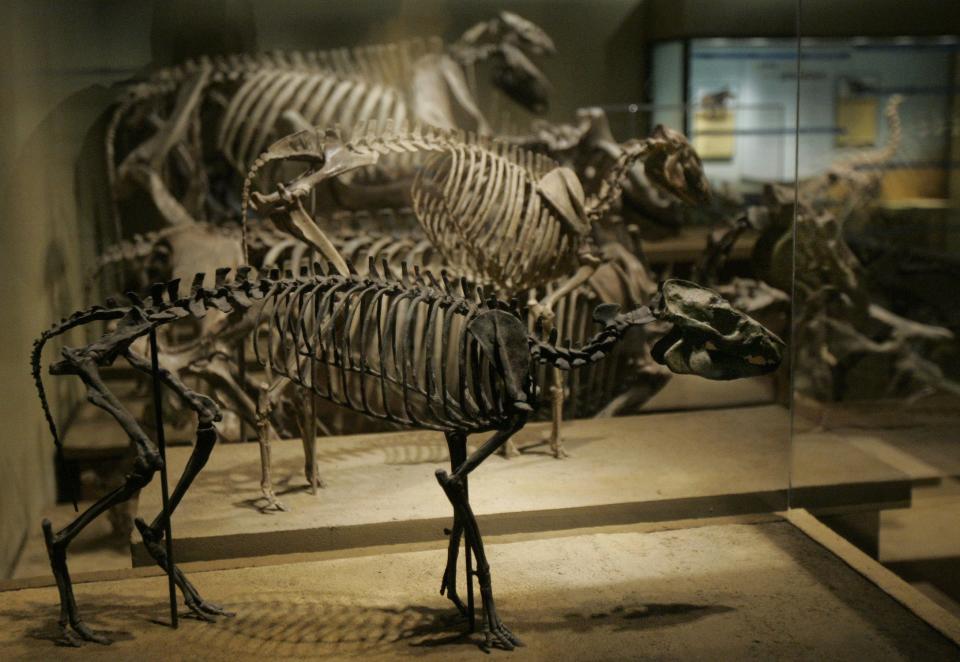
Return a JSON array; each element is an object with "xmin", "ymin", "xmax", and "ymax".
[
  {"xmin": 237, "ymin": 339, "xmax": 246, "ymax": 442},
  {"xmin": 465, "ymin": 474, "xmax": 475, "ymax": 632},
  {"xmin": 309, "ymin": 277, "xmax": 320, "ymax": 494},
  {"xmin": 309, "ymin": 391, "xmax": 319, "ymax": 494},
  {"xmin": 149, "ymin": 329, "xmax": 178, "ymax": 629}
]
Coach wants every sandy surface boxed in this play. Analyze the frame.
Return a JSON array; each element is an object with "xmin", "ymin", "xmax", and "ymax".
[
  {"xmin": 1, "ymin": 521, "xmax": 956, "ymax": 660},
  {"xmin": 126, "ymin": 406, "xmax": 906, "ymax": 566}
]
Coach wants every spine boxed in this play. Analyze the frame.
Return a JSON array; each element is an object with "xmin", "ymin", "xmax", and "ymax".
[
  {"xmin": 31, "ymin": 307, "xmax": 127, "ymax": 451},
  {"xmin": 532, "ymin": 305, "xmax": 654, "ymax": 369}
]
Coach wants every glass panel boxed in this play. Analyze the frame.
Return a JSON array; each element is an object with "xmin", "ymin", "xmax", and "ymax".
[{"xmin": 792, "ymin": 28, "xmax": 960, "ymax": 614}]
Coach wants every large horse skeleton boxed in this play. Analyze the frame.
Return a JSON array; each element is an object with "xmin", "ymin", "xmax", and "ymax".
[
  {"xmin": 246, "ymin": 119, "xmax": 708, "ymax": 455},
  {"xmin": 107, "ymin": 12, "xmax": 554, "ymax": 233},
  {"xmin": 247, "ymin": 121, "xmax": 701, "ymax": 297}
]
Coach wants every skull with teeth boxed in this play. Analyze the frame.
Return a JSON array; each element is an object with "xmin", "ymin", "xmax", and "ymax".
[{"xmin": 651, "ymin": 279, "xmax": 785, "ymax": 380}]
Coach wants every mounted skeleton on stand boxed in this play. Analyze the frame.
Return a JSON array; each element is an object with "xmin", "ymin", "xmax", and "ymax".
[{"xmin": 33, "ymin": 264, "xmax": 783, "ymax": 649}]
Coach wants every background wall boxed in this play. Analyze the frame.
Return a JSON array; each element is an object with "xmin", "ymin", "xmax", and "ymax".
[
  {"xmin": 685, "ymin": 39, "xmax": 798, "ymax": 186},
  {"xmin": 0, "ymin": 1, "xmax": 153, "ymax": 578}
]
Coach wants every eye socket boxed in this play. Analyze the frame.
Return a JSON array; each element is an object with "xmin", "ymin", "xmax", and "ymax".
[
  {"xmin": 676, "ymin": 298, "xmax": 740, "ymax": 336},
  {"xmin": 650, "ymin": 326, "xmax": 682, "ymax": 364},
  {"xmin": 706, "ymin": 306, "xmax": 740, "ymax": 336}
]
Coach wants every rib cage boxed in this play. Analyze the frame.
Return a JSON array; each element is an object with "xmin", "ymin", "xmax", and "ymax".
[
  {"xmin": 262, "ymin": 225, "xmax": 665, "ymax": 421},
  {"xmin": 218, "ymin": 71, "xmax": 409, "ymax": 172},
  {"xmin": 248, "ymin": 123, "xmax": 586, "ymax": 296},
  {"xmin": 413, "ymin": 145, "xmax": 575, "ymax": 292},
  {"xmin": 87, "ymin": 205, "xmax": 661, "ymax": 428},
  {"xmin": 255, "ymin": 269, "xmax": 520, "ymax": 434},
  {"xmin": 35, "ymin": 265, "xmax": 541, "ymax": 451},
  {"xmin": 217, "ymin": 38, "xmax": 448, "ymax": 170}
]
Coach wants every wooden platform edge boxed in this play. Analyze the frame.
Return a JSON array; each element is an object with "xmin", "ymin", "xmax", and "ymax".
[
  {"xmin": 130, "ymin": 489, "xmax": 790, "ymax": 566},
  {"xmin": 128, "ymin": 474, "xmax": 911, "ymax": 568},
  {"xmin": 786, "ymin": 508, "xmax": 960, "ymax": 649}
]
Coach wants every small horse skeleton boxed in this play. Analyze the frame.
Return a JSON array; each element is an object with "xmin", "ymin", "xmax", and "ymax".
[{"xmin": 33, "ymin": 266, "xmax": 782, "ymax": 649}]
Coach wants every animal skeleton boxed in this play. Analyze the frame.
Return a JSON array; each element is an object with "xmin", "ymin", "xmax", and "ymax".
[
  {"xmin": 246, "ymin": 120, "xmax": 708, "ymax": 455},
  {"xmin": 514, "ymin": 107, "xmax": 711, "ymax": 236},
  {"xmin": 33, "ymin": 267, "xmax": 783, "ymax": 649},
  {"xmin": 107, "ymin": 11, "xmax": 555, "ymax": 233},
  {"xmin": 248, "ymin": 121, "xmax": 704, "ymax": 295}
]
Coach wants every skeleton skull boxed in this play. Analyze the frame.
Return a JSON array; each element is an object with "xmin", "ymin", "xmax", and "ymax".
[
  {"xmin": 457, "ymin": 12, "xmax": 554, "ymax": 114},
  {"xmin": 641, "ymin": 125, "xmax": 712, "ymax": 207},
  {"xmin": 651, "ymin": 279, "xmax": 784, "ymax": 380},
  {"xmin": 492, "ymin": 43, "xmax": 551, "ymax": 114},
  {"xmin": 497, "ymin": 11, "xmax": 556, "ymax": 56}
]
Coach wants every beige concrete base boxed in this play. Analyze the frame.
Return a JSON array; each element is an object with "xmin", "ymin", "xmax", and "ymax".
[
  {"xmin": 1, "ymin": 520, "xmax": 956, "ymax": 660},
  {"xmin": 130, "ymin": 406, "xmax": 909, "ymax": 566}
]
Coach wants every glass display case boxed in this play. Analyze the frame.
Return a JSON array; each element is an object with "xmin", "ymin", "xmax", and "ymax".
[
  {"xmin": 792, "ymin": 30, "xmax": 960, "ymax": 612},
  {"xmin": 0, "ymin": 1, "xmax": 957, "ymax": 658}
]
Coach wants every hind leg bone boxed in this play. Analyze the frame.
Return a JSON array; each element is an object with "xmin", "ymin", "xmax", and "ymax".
[
  {"xmin": 123, "ymin": 348, "xmax": 232, "ymax": 620},
  {"xmin": 436, "ymin": 419, "xmax": 527, "ymax": 651},
  {"xmin": 44, "ymin": 348, "xmax": 164, "ymax": 645}
]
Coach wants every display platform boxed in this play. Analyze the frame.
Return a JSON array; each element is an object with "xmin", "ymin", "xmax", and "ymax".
[
  {"xmin": 134, "ymin": 405, "xmax": 911, "ymax": 566},
  {"xmin": 3, "ymin": 520, "xmax": 957, "ymax": 659}
]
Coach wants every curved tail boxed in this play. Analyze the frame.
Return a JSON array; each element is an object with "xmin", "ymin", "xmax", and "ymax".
[
  {"xmin": 878, "ymin": 94, "xmax": 904, "ymax": 165},
  {"xmin": 31, "ymin": 329, "xmax": 62, "ymax": 454},
  {"xmin": 834, "ymin": 94, "xmax": 904, "ymax": 176},
  {"xmin": 857, "ymin": 93, "xmax": 904, "ymax": 170},
  {"xmin": 30, "ymin": 306, "xmax": 128, "ymax": 490}
]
